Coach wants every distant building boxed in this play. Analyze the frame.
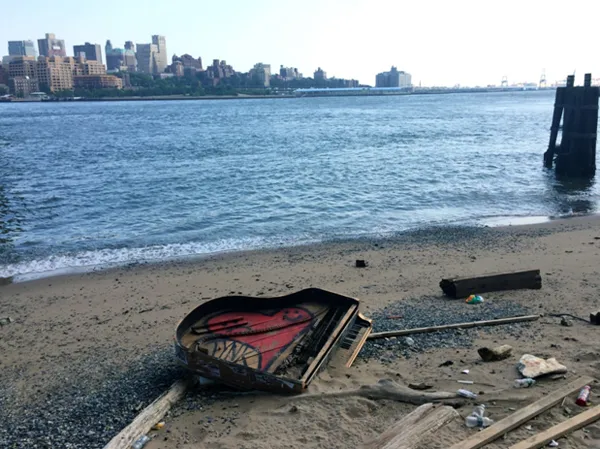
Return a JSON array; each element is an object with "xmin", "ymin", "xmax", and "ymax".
[
  {"xmin": 375, "ymin": 66, "xmax": 412, "ymax": 88},
  {"xmin": 314, "ymin": 67, "xmax": 327, "ymax": 81},
  {"xmin": 8, "ymin": 40, "xmax": 37, "ymax": 57},
  {"xmin": 279, "ymin": 66, "xmax": 300, "ymax": 80},
  {"xmin": 123, "ymin": 41, "xmax": 137, "ymax": 72},
  {"xmin": 9, "ymin": 76, "xmax": 39, "ymax": 97},
  {"xmin": 0, "ymin": 64, "xmax": 8, "ymax": 85},
  {"xmin": 7, "ymin": 56, "xmax": 37, "ymax": 79},
  {"xmin": 250, "ymin": 63, "xmax": 271, "ymax": 87},
  {"xmin": 74, "ymin": 75, "xmax": 123, "ymax": 89},
  {"xmin": 36, "ymin": 57, "xmax": 74, "ymax": 91},
  {"xmin": 73, "ymin": 55, "xmax": 106, "ymax": 75},
  {"xmin": 205, "ymin": 59, "xmax": 234, "ymax": 85},
  {"xmin": 151, "ymin": 35, "xmax": 167, "ymax": 74},
  {"xmin": 38, "ymin": 33, "xmax": 66, "ymax": 58},
  {"xmin": 136, "ymin": 43, "xmax": 158, "ymax": 74},
  {"xmin": 105, "ymin": 40, "xmax": 136, "ymax": 72},
  {"xmin": 73, "ymin": 42, "xmax": 103, "ymax": 64}
]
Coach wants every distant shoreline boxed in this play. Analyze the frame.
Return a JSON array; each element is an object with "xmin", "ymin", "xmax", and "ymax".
[{"xmin": 1, "ymin": 87, "xmax": 555, "ymax": 104}]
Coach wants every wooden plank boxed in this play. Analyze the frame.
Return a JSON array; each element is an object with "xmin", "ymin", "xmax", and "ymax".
[
  {"xmin": 361, "ymin": 403, "xmax": 460, "ymax": 449},
  {"xmin": 508, "ymin": 405, "xmax": 600, "ymax": 449},
  {"xmin": 368, "ymin": 315, "xmax": 539, "ymax": 341},
  {"xmin": 448, "ymin": 376, "xmax": 594, "ymax": 449},
  {"xmin": 440, "ymin": 269, "xmax": 541, "ymax": 299},
  {"xmin": 103, "ymin": 378, "xmax": 192, "ymax": 449}
]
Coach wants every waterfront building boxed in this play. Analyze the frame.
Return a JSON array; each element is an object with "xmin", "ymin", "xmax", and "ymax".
[
  {"xmin": 7, "ymin": 56, "xmax": 37, "ymax": 79},
  {"xmin": 37, "ymin": 33, "xmax": 66, "ymax": 58},
  {"xmin": 250, "ymin": 63, "xmax": 271, "ymax": 87},
  {"xmin": 73, "ymin": 75, "xmax": 122, "ymax": 89},
  {"xmin": 8, "ymin": 40, "xmax": 37, "ymax": 57},
  {"xmin": 151, "ymin": 35, "xmax": 167, "ymax": 74},
  {"xmin": 73, "ymin": 42, "xmax": 102, "ymax": 63},
  {"xmin": 279, "ymin": 66, "xmax": 300, "ymax": 80},
  {"xmin": 123, "ymin": 42, "xmax": 137, "ymax": 72},
  {"xmin": 73, "ymin": 55, "xmax": 106, "ymax": 75},
  {"xmin": 9, "ymin": 76, "xmax": 39, "ymax": 97},
  {"xmin": 136, "ymin": 43, "xmax": 158, "ymax": 74},
  {"xmin": 314, "ymin": 67, "xmax": 327, "ymax": 81},
  {"xmin": 0, "ymin": 64, "xmax": 8, "ymax": 85},
  {"xmin": 36, "ymin": 57, "xmax": 74, "ymax": 91},
  {"xmin": 375, "ymin": 66, "xmax": 412, "ymax": 88}
]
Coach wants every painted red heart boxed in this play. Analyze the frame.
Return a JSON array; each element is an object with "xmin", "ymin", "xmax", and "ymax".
[{"xmin": 206, "ymin": 307, "xmax": 316, "ymax": 371}]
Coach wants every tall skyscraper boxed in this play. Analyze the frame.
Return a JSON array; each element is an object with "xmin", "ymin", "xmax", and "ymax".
[
  {"xmin": 8, "ymin": 40, "xmax": 37, "ymax": 57},
  {"xmin": 136, "ymin": 43, "xmax": 158, "ymax": 74},
  {"xmin": 122, "ymin": 42, "xmax": 137, "ymax": 72},
  {"xmin": 73, "ymin": 42, "xmax": 103, "ymax": 64},
  {"xmin": 124, "ymin": 41, "xmax": 135, "ymax": 51},
  {"xmin": 38, "ymin": 33, "xmax": 66, "ymax": 57},
  {"xmin": 151, "ymin": 35, "xmax": 167, "ymax": 74}
]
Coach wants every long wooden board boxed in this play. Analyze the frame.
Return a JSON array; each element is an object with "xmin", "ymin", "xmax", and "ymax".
[
  {"xmin": 361, "ymin": 403, "xmax": 459, "ymax": 449},
  {"xmin": 448, "ymin": 376, "xmax": 594, "ymax": 449},
  {"xmin": 103, "ymin": 378, "xmax": 192, "ymax": 449},
  {"xmin": 508, "ymin": 405, "xmax": 600, "ymax": 449},
  {"xmin": 440, "ymin": 269, "xmax": 541, "ymax": 298},
  {"xmin": 368, "ymin": 315, "xmax": 539, "ymax": 340}
]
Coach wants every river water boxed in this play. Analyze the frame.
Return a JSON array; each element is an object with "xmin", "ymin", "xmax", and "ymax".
[{"xmin": 1, "ymin": 91, "xmax": 598, "ymax": 279}]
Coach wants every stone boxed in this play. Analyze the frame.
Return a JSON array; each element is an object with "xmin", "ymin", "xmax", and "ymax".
[
  {"xmin": 560, "ymin": 317, "xmax": 573, "ymax": 327},
  {"xmin": 517, "ymin": 354, "xmax": 568, "ymax": 379},
  {"xmin": 0, "ymin": 317, "xmax": 13, "ymax": 326}
]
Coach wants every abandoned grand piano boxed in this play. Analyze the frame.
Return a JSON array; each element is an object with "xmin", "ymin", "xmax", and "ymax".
[{"xmin": 174, "ymin": 288, "xmax": 372, "ymax": 394}]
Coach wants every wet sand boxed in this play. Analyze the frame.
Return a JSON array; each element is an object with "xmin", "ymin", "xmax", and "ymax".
[{"xmin": 2, "ymin": 216, "xmax": 600, "ymax": 448}]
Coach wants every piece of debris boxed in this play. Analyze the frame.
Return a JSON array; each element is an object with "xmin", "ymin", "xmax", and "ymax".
[
  {"xmin": 0, "ymin": 276, "xmax": 13, "ymax": 286},
  {"xmin": 550, "ymin": 374, "xmax": 567, "ymax": 381},
  {"xmin": 590, "ymin": 312, "xmax": 600, "ymax": 325},
  {"xmin": 560, "ymin": 317, "xmax": 573, "ymax": 327},
  {"xmin": 439, "ymin": 269, "xmax": 541, "ymax": 299},
  {"xmin": 0, "ymin": 317, "xmax": 13, "ymax": 326},
  {"xmin": 478, "ymin": 344, "xmax": 513, "ymax": 362},
  {"xmin": 576, "ymin": 385, "xmax": 592, "ymax": 406},
  {"xmin": 465, "ymin": 404, "xmax": 493, "ymax": 428},
  {"xmin": 151, "ymin": 422, "xmax": 165, "ymax": 430},
  {"xmin": 289, "ymin": 405, "xmax": 299, "ymax": 413},
  {"xmin": 408, "ymin": 382, "xmax": 433, "ymax": 391},
  {"xmin": 514, "ymin": 378, "xmax": 536, "ymax": 388},
  {"xmin": 517, "ymin": 354, "xmax": 567, "ymax": 379},
  {"xmin": 465, "ymin": 294, "xmax": 484, "ymax": 304},
  {"xmin": 131, "ymin": 435, "xmax": 151, "ymax": 449},
  {"xmin": 458, "ymin": 380, "xmax": 474, "ymax": 385},
  {"xmin": 462, "ymin": 369, "xmax": 470, "ymax": 374},
  {"xmin": 355, "ymin": 260, "xmax": 367, "ymax": 268},
  {"xmin": 548, "ymin": 439, "xmax": 559, "ymax": 447},
  {"xmin": 457, "ymin": 389, "xmax": 477, "ymax": 399},
  {"xmin": 403, "ymin": 337, "xmax": 415, "ymax": 346},
  {"xmin": 175, "ymin": 288, "xmax": 372, "ymax": 393},
  {"xmin": 525, "ymin": 425, "xmax": 533, "ymax": 431},
  {"xmin": 439, "ymin": 360, "xmax": 454, "ymax": 367}
]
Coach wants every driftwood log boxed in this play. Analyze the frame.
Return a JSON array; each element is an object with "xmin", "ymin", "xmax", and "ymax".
[
  {"xmin": 103, "ymin": 378, "xmax": 194, "ymax": 449},
  {"xmin": 478, "ymin": 344, "xmax": 513, "ymax": 362},
  {"xmin": 292, "ymin": 379, "xmax": 465, "ymax": 406},
  {"xmin": 361, "ymin": 403, "xmax": 460, "ymax": 449},
  {"xmin": 440, "ymin": 269, "xmax": 541, "ymax": 298}
]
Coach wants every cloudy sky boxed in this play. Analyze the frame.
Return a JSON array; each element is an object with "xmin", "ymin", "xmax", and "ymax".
[{"xmin": 1, "ymin": 0, "xmax": 598, "ymax": 86}]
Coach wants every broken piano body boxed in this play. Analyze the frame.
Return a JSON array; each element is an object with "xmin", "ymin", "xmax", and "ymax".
[{"xmin": 174, "ymin": 288, "xmax": 372, "ymax": 394}]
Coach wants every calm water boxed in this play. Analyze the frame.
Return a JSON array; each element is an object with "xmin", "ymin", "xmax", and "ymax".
[{"xmin": 1, "ymin": 91, "xmax": 598, "ymax": 279}]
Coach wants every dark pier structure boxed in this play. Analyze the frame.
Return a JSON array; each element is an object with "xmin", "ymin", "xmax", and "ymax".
[{"xmin": 544, "ymin": 74, "xmax": 599, "ymax": 177}]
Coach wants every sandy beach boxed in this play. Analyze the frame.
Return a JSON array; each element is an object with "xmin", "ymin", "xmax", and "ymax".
[{"xmin": 2, "ymin": 216, "xmax": 600, "ymax": 448}]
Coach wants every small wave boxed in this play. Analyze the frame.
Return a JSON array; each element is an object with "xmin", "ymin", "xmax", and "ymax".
[{"xmin": 0, "ymin": 235, "xmax": 320, "ymax": 282}]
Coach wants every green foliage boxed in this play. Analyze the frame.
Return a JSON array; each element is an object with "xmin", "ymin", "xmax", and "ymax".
[{"xmin": 0, "ymin": 85, "xmax": 8, "ymax": 95}]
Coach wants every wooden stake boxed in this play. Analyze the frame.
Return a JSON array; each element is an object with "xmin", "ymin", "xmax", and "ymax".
[
  {"xmin": 368, "ymin": 315, "xmax": 539, "ymax": 341},
  {"xmin": 448, "ymin": 376, "xmax": 594, "ymax": 449},
  {"xmin": 103, "ymin": 378, "xmax": 193, "ymax": 449},
  {"xmin": 361, "ymin": 403, "xmax": 460, "ymax": 449},
  {"xmin": 508, "ymin": 405, "xmax": 600, "ymax": 449}
]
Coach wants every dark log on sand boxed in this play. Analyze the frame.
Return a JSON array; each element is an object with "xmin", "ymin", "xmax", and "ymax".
[{"xmin": 440, "ymin": 269, "xmax": 541, "ymax": 299}]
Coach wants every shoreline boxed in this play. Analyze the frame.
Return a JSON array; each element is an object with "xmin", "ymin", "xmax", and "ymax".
[
  {"xmin": 3, "ymin": 210, "xmax": 600, "ymax": 447},
  {"xmin": 0, "ymin": 87, "xmax": 555, "ymax": 104},
  {"xmin": 3, "ymin": 213, "xmax": 598, "ymax": 287}
]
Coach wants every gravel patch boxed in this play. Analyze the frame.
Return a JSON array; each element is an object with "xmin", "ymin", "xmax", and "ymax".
[
  {"xmin": 360, "ymin": 296, "xmax": 534, "ymax": 361},
  {"xmin": 0, "ymin": 348, "xmax": 186, "ymax": 449}
]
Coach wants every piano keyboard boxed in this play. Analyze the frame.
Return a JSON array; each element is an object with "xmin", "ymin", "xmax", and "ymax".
[{"xmin": 331, "ymin": 313, "xmax": 372, "ymax": 368}]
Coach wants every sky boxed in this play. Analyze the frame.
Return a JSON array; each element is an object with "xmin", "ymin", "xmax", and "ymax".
[{"xmin": 1, "ymin": 0, "xmax": 599, "ymax": 87}]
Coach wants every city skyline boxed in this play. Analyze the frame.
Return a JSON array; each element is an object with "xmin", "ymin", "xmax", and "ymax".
[{"xmin": 2, "ymin": 0, "xmax": 599, "ymax": 87}]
